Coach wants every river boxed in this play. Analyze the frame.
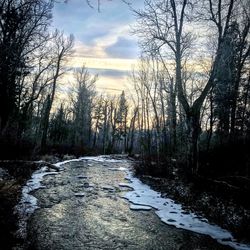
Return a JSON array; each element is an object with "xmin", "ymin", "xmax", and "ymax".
[{"xmin": 15, "ymin": 156, "xmax": 249, "ymax": 250}]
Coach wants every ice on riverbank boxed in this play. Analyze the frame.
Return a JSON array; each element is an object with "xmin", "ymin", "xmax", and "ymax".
[
  {"xmin": 122, "ymin": 170, "xmax": 250, "ymax": 250},
  {"xmin": 80, "ymin": 155, "xmax": 128, "ymax": 163},
  {"xmin": 130, "ymin": 204, "xmax": 152, "ymax": 211},
  {"xmin": 15, "ymin": 167, "xmax": 58, "ymax": 239},
  {"xmin": 54, "ymin": 158, "xmax": 83, "ymax": 169}
]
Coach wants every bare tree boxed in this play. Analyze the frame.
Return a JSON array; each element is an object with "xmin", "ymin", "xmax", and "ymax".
[{"xmin": 40, "ymin": 31, "xmax": 74, "ymax": 151}]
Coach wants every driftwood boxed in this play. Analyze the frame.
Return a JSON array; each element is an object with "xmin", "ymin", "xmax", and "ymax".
[{"xmin": 34, "ymin": 161, "xmax": 60, "ymax": 171}]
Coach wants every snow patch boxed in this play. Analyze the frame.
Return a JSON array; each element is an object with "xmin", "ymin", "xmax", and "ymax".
[
  {"xmin": 80, "ymin": 155, "xmax": 128, "ymax": 163},
  {"xmin": 109, "ymin": 167, "xmax": 127, "ymax": 171}
]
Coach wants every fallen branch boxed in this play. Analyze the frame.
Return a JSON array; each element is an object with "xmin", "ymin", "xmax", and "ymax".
[{"xmin": 34, "ymin": 161, "xmax": 60, "ymax": 171}]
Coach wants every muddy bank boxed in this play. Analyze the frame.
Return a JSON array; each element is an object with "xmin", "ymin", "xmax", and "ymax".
[
  {"xmin": 0, "ymin": 162, "xmax": 37, "ymax": 250},
  {"xmin": 137, "ymin": 173, "xmax": 250, "ymax": 244}
]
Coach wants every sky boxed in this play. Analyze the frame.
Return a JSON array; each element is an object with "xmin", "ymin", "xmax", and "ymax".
[{"xmin": 51, "ymin": 0, "xmax": 144, "ymax": 95}]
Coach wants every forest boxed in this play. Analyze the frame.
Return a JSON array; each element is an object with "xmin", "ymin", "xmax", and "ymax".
[
  {"xmin": 0, "ymin": 0, "xmax": 250, "ymax": 248},
  {"xmin": 1, "ymin": 0, "xmax": 249, "ymax": 178}
]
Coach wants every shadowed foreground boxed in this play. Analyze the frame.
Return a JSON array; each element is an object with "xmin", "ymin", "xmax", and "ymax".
[{"xmin": 25, "ymin": 158, "xmax": 232, "ymax": 250}]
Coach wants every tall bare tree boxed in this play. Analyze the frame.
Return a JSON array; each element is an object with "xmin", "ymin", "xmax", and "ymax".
[{"xmin": 40, "ymin": 31, "xmax": 74, "ymax": 151}]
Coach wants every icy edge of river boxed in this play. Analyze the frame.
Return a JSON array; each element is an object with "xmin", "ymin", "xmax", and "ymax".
[
  {"xmin": 14, "ymin": 158, "xmax": 82, "ymax": 239},
  {"xmin": 79, "ymin": 155, "xmax": 129, "ymax": 163},
  {"xmin": 121, "ymin": 170, "xmax": 250, "ymax": 250}
]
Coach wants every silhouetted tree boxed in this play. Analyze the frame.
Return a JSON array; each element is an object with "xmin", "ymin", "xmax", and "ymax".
[{"xmin": 71, "ymin": 65, "xmax": 97, "ymax": 147}]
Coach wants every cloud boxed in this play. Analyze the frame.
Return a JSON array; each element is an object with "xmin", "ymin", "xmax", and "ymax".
[
  {"xmin": 72, "ymin": 39, "xmax": 107, "ymax": 58},
  {"xmin": 88, "ymin": 68, "xmax": 128, "ymax": 78},
  {"xmin": 58, "ymin": 67, "xmax": 130, "ymax": 96},
  {"xmin": 52, "ymin": 1, "xmax": 136, "ymax": 44},
  {"xmin": 68, "ymin": 55, "xmax": 137, "ymax": 72},
  {"xmin": 105, "ymin": 36, "xmax": 139, "ymax": 59},
  {"xmin": 52, "ymin": 0, "xmax": 143, "ymax": 60}
]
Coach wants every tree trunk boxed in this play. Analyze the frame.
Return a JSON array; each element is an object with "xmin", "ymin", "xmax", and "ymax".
[
  {"xmin": 40, "ymin": 95, "xmax": 51, "ymax": 152},
  {"xmin": 186, "ymin": 110, "xmax": 201, "ymax": 175}
]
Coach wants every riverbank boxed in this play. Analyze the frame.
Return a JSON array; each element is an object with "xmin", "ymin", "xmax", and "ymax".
[
  {"xmin": 0, "ymin": 155, "xmax": 65, "ymax": 249},
  {"xmin": 135, "ymin": 164, "xmax": 250, "ymax": 245},
  {"xmin": 0, "ymin": 162, "xmax": 35, "ymax": 249}
]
